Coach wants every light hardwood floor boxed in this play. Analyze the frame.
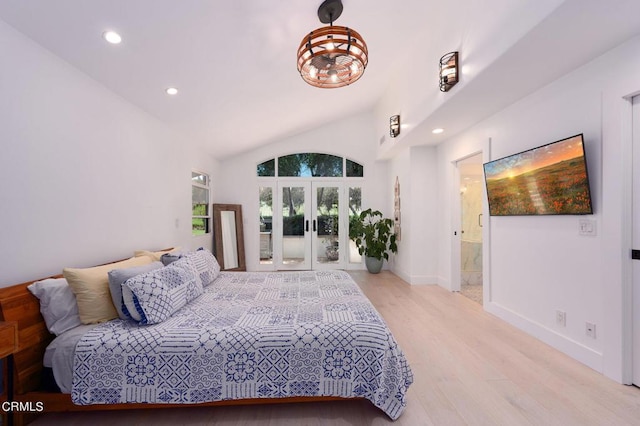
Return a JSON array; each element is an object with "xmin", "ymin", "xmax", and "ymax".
[{"xmin": 31, "ymin": 271, "xmax": 640, "ymax": 425}]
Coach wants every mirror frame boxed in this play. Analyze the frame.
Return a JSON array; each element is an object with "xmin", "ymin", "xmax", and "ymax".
[{"xmin": 212, "ymin": 203, "xmax": 246, "ymax": 271}]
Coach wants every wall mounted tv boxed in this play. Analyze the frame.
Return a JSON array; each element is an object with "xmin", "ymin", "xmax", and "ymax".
[{"xmin": 483, "ymin": 134, "xmax": 593, "ymax": 216}]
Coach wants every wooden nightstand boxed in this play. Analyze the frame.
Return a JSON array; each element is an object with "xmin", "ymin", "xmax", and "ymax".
[{"xmin": 0, "ymin": 321, "xmax": 18, "ymax": 426}]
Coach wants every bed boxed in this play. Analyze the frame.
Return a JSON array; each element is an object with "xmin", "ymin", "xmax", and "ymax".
[{"xmin": 0, "ymin": 250, "xmax": 412, "ymax": 425}]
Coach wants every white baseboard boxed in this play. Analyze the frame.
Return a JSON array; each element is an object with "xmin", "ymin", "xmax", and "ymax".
[
  {"xmin": 437, "ymin": 276, "xmax": 451, "ymax": 291},
  {"xmin": 486, "ymin": 301, "xmax": 603, "ymax": 373},
  {"xmin": 408, "ymin": 275, "xmax": 438, "ymax": 285},
  {"xmin": 390, "ymin": 268, "xmax": 437, "ymax": 285},
  {"xmin": 391, "ymin": 268, "xmax": 411, "ymax": 284}
]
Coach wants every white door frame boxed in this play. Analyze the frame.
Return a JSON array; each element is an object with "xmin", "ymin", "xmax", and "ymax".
[
  {"xmin": 451, "ymin": 152, "xmax": 483, "ymax": 292},
  {"xmin": 451, "ymin": 159, "xmax": 462, "ymax": 292},
  {"xmin": 450, "ymin": 139, "xmax": 492, "ymax": 305},
  {"xmin": 618, "ymin": 91, "xmax": 640, "ymax": 385},
  {"xmin": 629, "ymin": 95, "xmax": 640, "ymax": 384}
]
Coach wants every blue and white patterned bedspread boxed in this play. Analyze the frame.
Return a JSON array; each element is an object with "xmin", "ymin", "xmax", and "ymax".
[{"xmin": 72, "ymin": 270, "xmax": 413, "ymax": 420}]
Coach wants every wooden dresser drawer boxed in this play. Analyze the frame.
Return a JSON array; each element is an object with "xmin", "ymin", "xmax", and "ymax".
[{"xmin": 0, "ymin": 321, "xmax": 18, "ymax": 358}]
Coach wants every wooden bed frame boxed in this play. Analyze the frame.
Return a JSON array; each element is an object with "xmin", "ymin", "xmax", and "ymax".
[{"xmin": 0, "ymin": 260, "xmax": 350, "ymax": 425}]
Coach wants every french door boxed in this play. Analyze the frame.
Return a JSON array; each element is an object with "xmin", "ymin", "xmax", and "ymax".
[{"xmin": 276, "ymin": 181, "xmax": 345, "ymax": 270}]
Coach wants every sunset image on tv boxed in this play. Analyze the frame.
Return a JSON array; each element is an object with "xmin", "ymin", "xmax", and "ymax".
[{"xmin": 483, "ymin": 135, "xmax": 593, "ymax": 216}]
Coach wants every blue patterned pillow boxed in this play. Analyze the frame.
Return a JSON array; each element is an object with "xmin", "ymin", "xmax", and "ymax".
[
  {"xmin": 170, "ymin": 256, "xmax": 204, "ymax": 301},
  {"xmin": 108, "ymin": 261, "xmax": 163, "ymax": 320},
  {"xmin": 184, "ymin": 248, "xmax": 221, "ymax": 287},
  {"xmin": 121, "ymin": 261, "xmax": 200, "ymax": 325}
]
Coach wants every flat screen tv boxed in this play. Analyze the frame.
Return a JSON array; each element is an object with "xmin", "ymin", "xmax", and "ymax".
[{"xmin": 483, "ymin": 134, "xmax": 593, "ymax": 216}]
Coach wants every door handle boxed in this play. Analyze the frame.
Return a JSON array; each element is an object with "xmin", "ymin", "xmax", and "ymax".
[
  {"xmin": 478, "ymin": 213, "xmax": 483, "ymax": 227},
  {"xmin": 313, "ymin": 220, "xmax": 317, "ymax": 232},
  {"xmin": 305, "ymin": 220, "xmax": 309, "ymax": 233},
  {"xmin": 633, "ymin": 249, "xmax": 640, "ymax": 260}
]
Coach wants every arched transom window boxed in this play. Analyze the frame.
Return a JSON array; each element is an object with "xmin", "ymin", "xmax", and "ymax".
[{"xmin": 257, "ymin": 154, "xmax": 364, "ymax": 178}]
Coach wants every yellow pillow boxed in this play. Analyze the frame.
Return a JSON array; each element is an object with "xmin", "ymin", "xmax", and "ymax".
[
  {"xmin": 133, "ymin": 247, "xmax": 181, "ymax": 262},
  {"xmin": 64, "ymin": 256, "xmax": 153, "ymax": 324}
]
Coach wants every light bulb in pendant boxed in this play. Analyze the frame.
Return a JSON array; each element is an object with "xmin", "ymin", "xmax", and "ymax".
[{"xmin": 326, "ymin": 35, "xmax": 334, "ymax": 51}]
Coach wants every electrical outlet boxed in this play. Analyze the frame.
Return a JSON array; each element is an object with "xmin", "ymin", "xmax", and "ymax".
[
  {"xmin": 556, "ymin": 310, "xmax": 566, "ymax": 327},
  {"xmin": 585, "ymin": 322, "xmax": 597, "ymax": 338}
]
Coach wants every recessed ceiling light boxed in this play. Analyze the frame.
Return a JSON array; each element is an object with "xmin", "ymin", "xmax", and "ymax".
[
  {"xmin": 165, "ymin": 87, "xmax": 179, "ymax": 95},
  {"xmin": 432, "ymin": 128, "xmax": 444, "ymax": 134},
  {"xmin": 102, "ymin": 31, "xmax": 122, "ymax": 44}
]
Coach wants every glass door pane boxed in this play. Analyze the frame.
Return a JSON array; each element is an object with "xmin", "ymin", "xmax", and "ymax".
[
  {"xmin": 280, "ymin": 184, "xmax": 310, "ymax": 269},
  {"xmin": 348, "ymin": 187, "xmax": 363, "ymax": 264},
  {"xmin": 315, "ymin": 186, "xmax": 340, "ymax": 266},
  {"xmin": 259, "ymin": 186, "xmax": 273, "ymax": 265},
  {"xmin": 311, "ymin": 183, "xmax": 345, "ymax": 270}
]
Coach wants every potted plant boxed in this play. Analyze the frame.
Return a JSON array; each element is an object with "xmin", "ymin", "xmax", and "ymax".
[{"xmin": 348, "ymin": 208, "xmax": 398, "ymax": 273}]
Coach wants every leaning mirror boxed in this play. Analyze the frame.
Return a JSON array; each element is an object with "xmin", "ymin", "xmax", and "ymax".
[{"xmin": 212, "ymin": 204, "xmax": 246, "ymax": 271}]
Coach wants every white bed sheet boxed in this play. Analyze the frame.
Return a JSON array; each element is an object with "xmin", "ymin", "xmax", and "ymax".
[{"xmin": 44, "ymin": 324, "xmax": 99, "ymax": 393}]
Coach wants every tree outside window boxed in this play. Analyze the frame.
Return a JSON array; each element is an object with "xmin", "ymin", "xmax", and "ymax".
[{"xmin": 192, "ymin": 171, "xmax": 210, "ymax": 236}]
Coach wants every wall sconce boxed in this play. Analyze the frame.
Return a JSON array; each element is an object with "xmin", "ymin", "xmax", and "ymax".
[
  {"xmin": 439, "ymin": 51, "xmax": 459, "ymax": 92},
  {"xmin": 390, "ymin": 115, "xmax": 400, "ymax": 138}
]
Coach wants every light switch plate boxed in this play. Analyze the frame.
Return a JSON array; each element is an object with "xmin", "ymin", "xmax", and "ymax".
[{"xmin": 579, "ymin": 219, "xmax": 596, "ymax": 236}]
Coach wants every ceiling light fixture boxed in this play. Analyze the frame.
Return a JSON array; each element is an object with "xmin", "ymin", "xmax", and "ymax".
[
  {"xmin": 165, "ymin": 87, "xmax": 178, "ymax": 95},
  {"xmin": 102, "ymin": 31, "xmax": 122, "ymax": 44},
  {"xmin": 297, "ymin": 0, "xmax": 368, "ymax": 88},
  {"xmin": 432, "ymin": 128, "xmax": 444, "ymax": 134},
  {"xmin": 439, "ymin": 51, "xmax": 459, "ymax": 92}
]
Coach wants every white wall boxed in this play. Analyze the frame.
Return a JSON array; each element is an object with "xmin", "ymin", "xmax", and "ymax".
[
  {"xmin": 0, "ymin": 20, "xmax": 214, "ymax": 286},
  {"xmin": 387, "ymin": 149, "xmax": 411, "ymax": 279},
  {"xmin": 409, "ymin": 146, "xmax": 439, "ymax": 284},
  {"xmin": 434, "ymin": 34, "xmax": 640, "ymax": 381},
  {"xmin": 387, "ymin": 146, "xmax": 439, "ymax": 284},
  {"xmin": 215, "ymin": 111, "xmax": 388, "ymax": 271}
]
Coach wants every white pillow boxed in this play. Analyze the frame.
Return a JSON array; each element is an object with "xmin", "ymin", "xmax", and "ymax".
[{"xmin": 28, "ymin": 278, "xmax": 82, "ymax": 336}]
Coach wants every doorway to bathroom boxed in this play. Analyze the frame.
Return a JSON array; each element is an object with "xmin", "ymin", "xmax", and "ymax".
[{"xmin": 458, "ymin": 154, "xmax": 484, "ymax": 304}]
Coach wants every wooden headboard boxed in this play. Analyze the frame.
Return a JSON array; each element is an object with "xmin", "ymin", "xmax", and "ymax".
[{"xmin": 0, "ymin": 275, "xmax": 59, "ymax": 395}]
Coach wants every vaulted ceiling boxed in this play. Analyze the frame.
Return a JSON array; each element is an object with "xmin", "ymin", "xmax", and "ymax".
[{"xmin": 1, "ymin": 0, "xmax": 639, "ymax": 159}]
